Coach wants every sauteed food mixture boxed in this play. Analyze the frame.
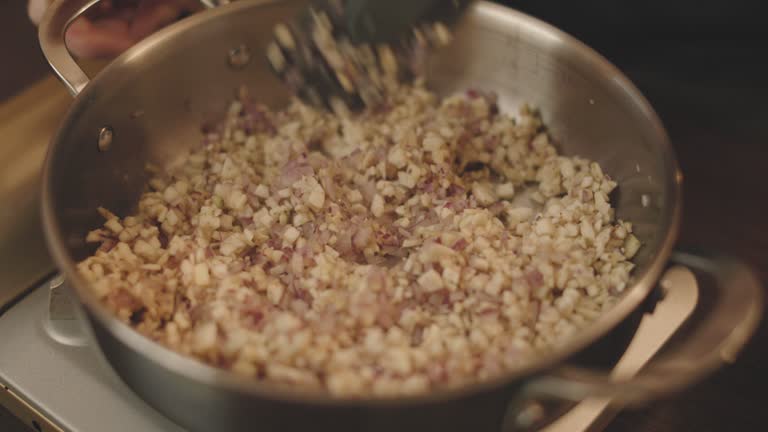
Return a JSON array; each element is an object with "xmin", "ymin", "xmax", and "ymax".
[{"xmin": 78, "ymin": 82, "xmax": 640, "ymax": 396}]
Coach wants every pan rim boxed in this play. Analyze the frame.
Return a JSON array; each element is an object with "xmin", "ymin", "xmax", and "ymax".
[{"xmin": 40, "ymin": 0, "xmax": 682, "ymax": 407}]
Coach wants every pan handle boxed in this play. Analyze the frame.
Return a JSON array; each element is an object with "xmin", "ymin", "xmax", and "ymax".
[
  {"xmin": 504, "ymin": 250, "xmax": 764, "ymax": 430},
  {"xmin": 38, "ymin": 0, "xmax": 104, "ymax": 96},
  {"xmin": 39, "ymin": 0, "xmax": 216, "ymax": 97}
]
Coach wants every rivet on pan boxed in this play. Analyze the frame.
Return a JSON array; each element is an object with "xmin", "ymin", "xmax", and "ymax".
[
  {"xmin": 49, "ymin": 274, "xmax": 65, "ymax": 289},
  {"xmin": 514, "ymin": 401, "xmax": 545, "ymax": 428},
  {"xmin": 97, "ymin": 126, "xmax": 114, "ymax": 152},
  {"xmin": 228, "ymin": 44, "xmax": 251, "ymax": 69},
  {"xmin": 641, "ymin": 194, "xmax": 651, "ymax": 208}
]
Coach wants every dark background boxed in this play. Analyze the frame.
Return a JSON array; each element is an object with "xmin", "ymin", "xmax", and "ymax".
[
  {"xmin": 1, "ymin": 0, "xmax": 766, "ymax": 431},
  {"xmin": 0, "ymin": 1, "xmax": 47, "ymax": 100}
]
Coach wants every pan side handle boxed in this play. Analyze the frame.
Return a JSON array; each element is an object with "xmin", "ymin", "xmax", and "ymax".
[
  {"xmin": 503, "ymin": 250, "xmax": 764, "ymax": 431},
  {"xmin": 38, "ymin": 0, "xmax": 104, "ymax": 96},
  {"xmin": 39, "ymin": 0, "xmax": 218, "ymax": 96}
]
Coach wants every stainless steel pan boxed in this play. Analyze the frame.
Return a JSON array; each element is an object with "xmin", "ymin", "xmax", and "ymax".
[{"xmin": 38, "ymin": 1, "xmax": 763, "ymax": 430}]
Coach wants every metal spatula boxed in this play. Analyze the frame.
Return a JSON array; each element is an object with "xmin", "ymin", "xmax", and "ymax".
[
  {"xmin": 269, "ymin": 0, "xmax": 471, "ymax": 110},
  {"xmin": 202, "ymin": 0, "xmax": 470, "ymax": 110}
]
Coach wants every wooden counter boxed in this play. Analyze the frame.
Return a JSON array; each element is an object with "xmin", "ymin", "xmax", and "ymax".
[
  {"xmin": 0, "ymin": 77, "xmax": 69, "ymax": 310},
  {"xmin": 0, "ymin": 59, "xmax": 108, "ymax": 311}
]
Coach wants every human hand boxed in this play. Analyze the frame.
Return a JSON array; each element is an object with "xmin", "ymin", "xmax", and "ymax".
[{"xmin": 28, "ymin": 0, "xmax": 202, "ymax": 59}]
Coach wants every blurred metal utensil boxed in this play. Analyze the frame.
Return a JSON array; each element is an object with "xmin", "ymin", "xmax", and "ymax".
[
  {"xmin": 200, "ymin": 0, "xmax": 470, "ymax": 110},
  {"xmin": 270, "ymin": 0, "xmax": 471, "ymax": 110},
  {"xmin": 267, "ymin": 0, "xmax": 469, "ymax": 110}
]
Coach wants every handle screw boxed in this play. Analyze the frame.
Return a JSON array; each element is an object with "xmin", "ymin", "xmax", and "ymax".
[{"xmin": 97, "ymin": 126, "xmax": 113, "ymax": 152}]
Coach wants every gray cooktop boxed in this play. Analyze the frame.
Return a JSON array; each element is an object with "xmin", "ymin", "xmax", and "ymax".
[{"xmin": 0, "ymin": 281, "xmax": 185, "ymax": 432}]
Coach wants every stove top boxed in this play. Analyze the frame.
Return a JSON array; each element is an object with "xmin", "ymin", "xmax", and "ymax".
[{"xmin": 0, "ymin": 282, "xmax": 184, "ymax": 432}]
